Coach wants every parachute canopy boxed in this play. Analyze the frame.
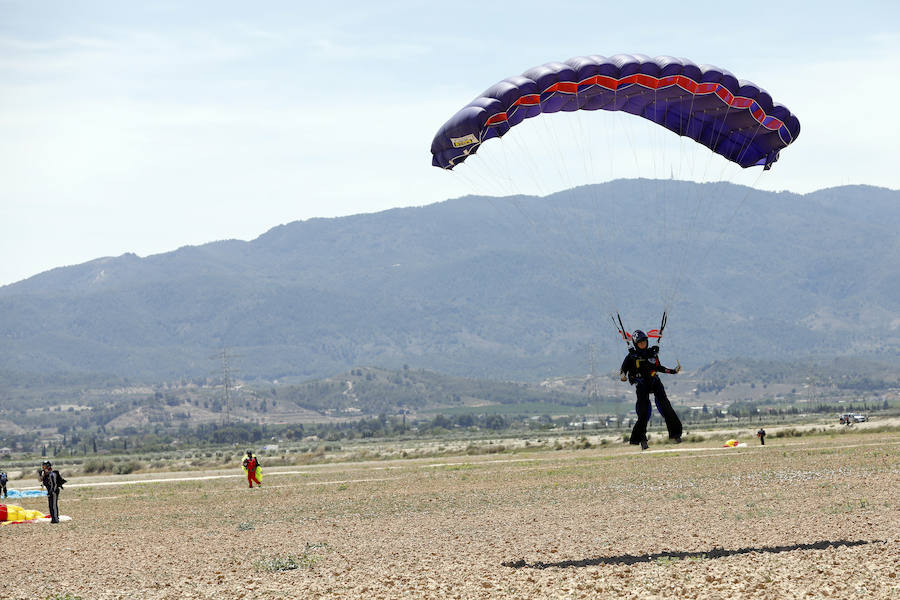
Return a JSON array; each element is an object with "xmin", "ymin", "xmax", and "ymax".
[
  {"xmin": 0, "ymin": 504, "xmax": 61, "ymax": 525},
  {"xmin": 431, "ymin": 54, "xmax": 800, "ymax": 171},
  {"xmin": 5, "ymin": 489, "xmax": 46, "ymax": 499}
]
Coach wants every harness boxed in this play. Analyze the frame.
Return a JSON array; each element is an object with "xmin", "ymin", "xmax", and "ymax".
[{"xmin": 634, "ymin": 355, "xmax": 659, "ymax": 379}]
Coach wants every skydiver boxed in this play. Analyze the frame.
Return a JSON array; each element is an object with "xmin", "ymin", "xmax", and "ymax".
[
  {"xmin": 40, "ymin": 461, "xmax": 65, "ymax": 523},
  {"xmin": 0, "ymin": 470, "xmax": 7, "ymax": 498},
  {"xmin": 619, "ymin": 330, "xmax": 683, "ymax": 450},
  {"xmin": 243, "ymin": 451, "xmax": 261, "ymax": 488}
]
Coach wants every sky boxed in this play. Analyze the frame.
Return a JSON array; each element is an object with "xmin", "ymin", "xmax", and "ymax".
[{"xmin": 1, "ymin": 0, "xmax": 898, "ymax": 286}]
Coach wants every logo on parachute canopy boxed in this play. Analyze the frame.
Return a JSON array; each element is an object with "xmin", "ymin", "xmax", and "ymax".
[{"xmin": 450, "ymin": 134, "xmax": 479, "ymax": 148}]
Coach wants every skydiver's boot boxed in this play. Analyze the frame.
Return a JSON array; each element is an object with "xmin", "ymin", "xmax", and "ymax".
[{"xmin": 640, "ymin": 439, "xmax": 649, "ymax": 451}]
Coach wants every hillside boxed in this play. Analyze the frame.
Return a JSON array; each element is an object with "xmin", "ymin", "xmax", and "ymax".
[{"xmin": 1, "ymin": 180, "xmax": 898, "ymax": 383}]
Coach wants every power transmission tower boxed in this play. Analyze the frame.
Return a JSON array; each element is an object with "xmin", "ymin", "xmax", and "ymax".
[
  {"xmin": 586, "ymin": 343, "xmax": 602, "ymax": 425},
  {"xmin": 217, "ymin": 348, "xmax": 240, "ymax": 426}
]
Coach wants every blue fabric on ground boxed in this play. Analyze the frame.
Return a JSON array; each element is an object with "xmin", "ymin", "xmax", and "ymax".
[{"xmin": 5, "ymin": 489, "xmax": 46, "ymax": 498}]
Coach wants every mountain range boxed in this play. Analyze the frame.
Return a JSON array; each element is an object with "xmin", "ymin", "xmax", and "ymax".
[{"xmin": 1, "ymin": 179, "xmax": 897, "ymax": 384}]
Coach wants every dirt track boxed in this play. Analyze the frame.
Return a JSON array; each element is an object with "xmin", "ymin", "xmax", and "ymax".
[{"xmin": 4, "ymin": 433, "xmax": 898, "ymax": 599}]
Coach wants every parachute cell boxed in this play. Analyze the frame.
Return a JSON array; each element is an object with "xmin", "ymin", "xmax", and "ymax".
[{"xmin": 431, "ymin": 54, "xmax": 800, "ymax": 170}]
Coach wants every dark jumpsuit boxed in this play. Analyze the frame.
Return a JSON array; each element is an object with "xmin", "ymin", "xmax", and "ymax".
[
  {"xmin": 41, "ymin": 469, "xmax": 61, "ymax": 523},
  {"xmin": 620, "ymin": 345, "xmax": 683, "ymax": 445}
]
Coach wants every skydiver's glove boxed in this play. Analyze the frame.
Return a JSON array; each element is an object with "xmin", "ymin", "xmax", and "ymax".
[
  {"xmin": 674, "ymin": 360, "xmax": 682, "ymax": 374},
  {"xmin": 620, "ymin": 373, "xmax": 628, "ymax": 382}
]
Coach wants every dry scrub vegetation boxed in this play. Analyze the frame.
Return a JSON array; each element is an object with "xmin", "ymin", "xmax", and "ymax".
[{"xmin": 5, "ymin": 432, "xmax": 899, "ymax": 599}]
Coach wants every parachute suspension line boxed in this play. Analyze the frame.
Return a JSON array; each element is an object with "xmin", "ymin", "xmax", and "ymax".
[
  {"xmin": 613, "ymin": 311, "xmax": 633, "ymax": 349},
  {"xmin": 500, "ymin": 128, "xmax": 548, "ymax": 197},
  {"xmin": 538, "ymin": 111, "xmax": 575, "ymax": 193},
  {"xmin": 658, "ymin": 92, "xmax": 773, "ymax": 324},
  {"xmin": 453, "ymin": 137, "xmax": 560, "ymax": 242},
  {"xmin": 734, "ymin": 120, "xmax": 768, "ymax": 170},
  {"xmin": 457, "ymin": 162, "xmax": 603, "ymax": 344},
  {"xmin": 659, "ymin": 100, "xmax": 741, "ymax": 309},
  {"xmin": 580, "ymin": 91, "xmax": 632, "ymax": 325},
  {"xmin": 619, "ymin": 111, "xmax": 648, "ymax": 182},
  {"xmin": 608, "ymin": 86, "xmax": 673, "ymax": 324},
  {"xmin": 668, "ymin": 86, "xmax": 702, "ymax": 301},
  {"xmin": 663, "ymin": 167, "xmax": 767, "ymax": 312},
  {"xmin": 504, "ymin": 107, "xmax": 624, "ymax": 328},
  {"xmin": 649, "ymin": 87, "xmax": 661, "ymax": 180},
  {"xmin": 649, "ymin": 87, "xmax": 667, "ymax": 297},
  {"xmin": 566, "ymin": 95, "xmax": 655, "ymax": 345},
  {"xmin": 676, "ymin": 85, "xmax": 699, "ymax": 176},
  {"xmin": 550, "ymin": 133, "xmax": 619, "ymax": 338},
  {"xmin": 456, "ymin": 134, "xmax": 526, "ymax": 199},
  {"xmin": 530, "ymin": 94, "xmax": 626, "ymax": 339},
  {"xmin": 569, "ymin": 101, "xmax": 622, "ymax": 322},
  {"xmin": 652, "ymin": 90, "xmax": 678, "ymax": 300},
  {"xmin": 476, "ymin": 136, "xmax": 511, "ymax": 197},
  {"xmin": 450, "ymin": 163, "xmax": 543, "ymax": 247},
  {"xmin": 563, "ymin": 103, "xmax": 623, "ymax": 292},
  {"xmin": 482, "ymin": 137, "xmax": 546, "ymax": 231},
  {"xmin": 700, "ymin": 102, "xmax": 738, "ymax": 183},
  {"xmin": 602, "ymin": 85, "xmax": 637, "ymax": 323},
  {"xmin": 453, "ymin": 159, "xmax": 505, "ymax": 198},
  {"xmin": 677, "ymin": 87, "xmax": 699, "ymax": 180},
  {"xmin": 452, "ymin": 163, "xmax": 626, "ymax": 366},
  {"xmin": 495, "ymin": 134, "xmax": 529, "ymax": 195},
  {"xmin": 484, "ymin": 136, "xmax": 521, "ymax": 197},
  {"xmin": 483, "ymin": 125, "xmax": 616, "ymax": 346},
  {"xmin": 462, "ymin": 135, "xmax": 515, "ymax": 199}
]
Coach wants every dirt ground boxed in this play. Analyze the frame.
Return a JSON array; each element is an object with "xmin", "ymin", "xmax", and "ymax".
[{"xmin": 4, "ymin": 432, "xmax": 898, "ymax": 599}]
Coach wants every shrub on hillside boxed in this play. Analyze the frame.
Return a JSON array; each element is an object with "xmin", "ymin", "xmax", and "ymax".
[
  {"xmin": 772, "ymin": 428, "xmax": 802, "ymax": 438},
  {"xmin": 114, "ymin": 460, "xmax": 143, "ymax": 474},
  {"xmin": 82, "ymin": 459, "xmax": 115, "ymax": 473}
]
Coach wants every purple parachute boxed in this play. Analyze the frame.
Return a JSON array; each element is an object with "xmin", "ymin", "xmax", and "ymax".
[{"xmin": 431, "ymin": 54, "xmax": 800, "ymax": 170}]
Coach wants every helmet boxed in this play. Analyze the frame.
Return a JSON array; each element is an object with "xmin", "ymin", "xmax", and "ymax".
[
  {"xmin": 42, "ymin": 461, "xmax": 52, "ymax": 468},
  {"xmin": 246, "ymin": 450, "xmax": 253, "ymax": 456},
  {"xmin": 631, "ymin": 330, "xmax": 649, "ymax": 344}
]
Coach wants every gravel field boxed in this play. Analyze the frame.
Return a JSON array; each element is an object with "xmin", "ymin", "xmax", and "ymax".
[{"xmin": 4, "ymin": 432, "xmax": 898, "ymax": 599}]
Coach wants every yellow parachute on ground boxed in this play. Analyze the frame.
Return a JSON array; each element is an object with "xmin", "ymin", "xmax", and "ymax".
[
  {"xmin": 722, "ymin": 439, "xmax": 746, "ymax": 448},
  {"xmin": 1, "ymin": 504, "xmax": 50, "ymax": 525}
]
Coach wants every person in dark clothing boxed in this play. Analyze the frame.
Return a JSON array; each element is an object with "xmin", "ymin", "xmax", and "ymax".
[
  {"xmin": 40, "ymin": 461, "xmax": 62, "ymax": 523},
  {"xmin": 619, "ymin": 329, "xmax": 683, "ymax": 450},
  {"xmin": 0, "ymin": 471, "xmax": 7, "ymax": 498},
  {"xmin": 757, "ymin": 427, "xmax": 766, "ymax": 445}
]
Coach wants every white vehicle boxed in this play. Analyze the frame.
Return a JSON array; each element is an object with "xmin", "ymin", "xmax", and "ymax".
[{"xmin": 840, "ymin": 413, "xmax": 867, "ymax": 423}]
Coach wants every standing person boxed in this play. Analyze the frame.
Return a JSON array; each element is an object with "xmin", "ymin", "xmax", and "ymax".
[
  {"xmin": 757, "ymin": 427, "xmax": 766, "ymax": 445},
  {"xmin": 0, "ymin": 470, "xmax": 7, "ymax": 498},
  {"xmin": 619, "ymin": 330, "xmax": 683, "ymax": 450},
  {"xmin": 243, "ymin": 451, "xmax": 261, "ymax": 488},
  {"xmin": 40, "ymin": 461, "xmax": 65, "ymax": 523}
]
